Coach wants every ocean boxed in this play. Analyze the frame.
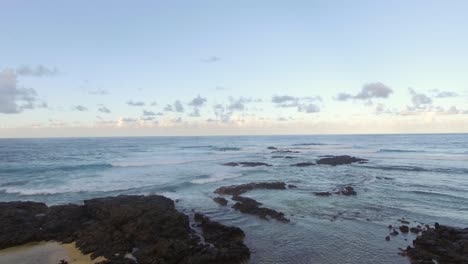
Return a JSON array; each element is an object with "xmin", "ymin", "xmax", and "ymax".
[{"xmin": 1, "ymin": 134, "xmax": 467, "ymax": 264}]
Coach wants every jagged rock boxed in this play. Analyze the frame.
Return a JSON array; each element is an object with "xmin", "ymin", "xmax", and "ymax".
[
  {"xmin": 212, "ymin": 197, "xmax": 228, "ymax": 206},
  {"xmin": 287, "ymin": 184, "xmax": 297, "ymax": 189},
  {"xmin": 214, "ymin": 182, "xmax": 286, "ymax": 196},
  {"xmin": 399, "ymin": 225, "xmax": 409, "ymax": 233},
  {"xmin": 336, "ymin": 186, "xmax": 357, "ymax": 196},
  {"xmin": 0, "ymin": 195, "xmax": 250, "ymax": 264},
  {"xmin": 290, "ymin": 162, "xmax": 315, "ymax": 167},
  {"xmin": 193, "ymin": 213, "xmax": 250, "ymax": 264},
  {"xmin": 316, "ymin": 155, "xmax": 368, "ymax": 166},
  {"xmin": 406, "ymin": 224, "xmax": 468, "ymax": 264},
  {"xmin": 222, "ymin": 162, "xmax": 272, "ymax": 167},
  {"xmin": 231, "ymin": 197, "xmax": 289, "ymax": 223},
  {"xmin": 314, "ymin": 192, "xmax": 332, "ymax": 196},
  {"xmin": 410, "ymin": 226, "xmax": 423, "ymax": 234},
  {"xmin": 231, "ymin": 195, "xmax": 262, "ymax": 206}
]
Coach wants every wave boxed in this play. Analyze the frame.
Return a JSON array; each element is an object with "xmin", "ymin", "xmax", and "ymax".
[
  {"xmin": 180, "ymin": 145, "xmax": 213, "ymax": 149},
  {"xmin": 292, "ymin": 143, "xmax": 327, "ymax": 146},
  {"xmin": 359, "ymin": 165, "xmax": 468, "ymax": 174},
  {"xmin": 378, "ymin": 149, "xmax": 424, "ymax": 153},
  {"xmin": 212, "ymin": 147, "xmax": 241, "ymax": 151},
  {"xmin": 0, "ymin": 163, "xmax": 113, "ymax": 174},
  {"xmin": 191, "ymin": 172, "xmax": 243, "ymax": 184}
]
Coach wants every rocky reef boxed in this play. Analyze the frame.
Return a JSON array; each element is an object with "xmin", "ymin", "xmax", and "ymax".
[
  {"xmin": 0, "ymin": 195, "xmax": 250, "ymax": 264},
  {"xmin": 214, "ymin": 182, "xmax": 290, "ymax": 223},
  {"xmin": 316, "ymin": 155, "xmax": 368, "ymax": 166},
  {"xmin": 313, "ymin": 186, "xmax": 357, "ymax": 196},
  {"xmin": 214, "ymin": 182, "xmax": 287, "ymax": 196},
  {"xmin": 405, "ymin": 224, "xmax": 468, "ymax": 264},
  {"xmin": 222, "ymin": 162, "xmax": 272, "ymax": 167}
]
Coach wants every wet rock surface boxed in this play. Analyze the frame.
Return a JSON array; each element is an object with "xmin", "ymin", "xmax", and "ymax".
[
  {"xmin": 314, "ymin": 186, "xmax": 357, "ymax": 196},
  {"xmin": 231, "ymin": 196, "xmax": 290, "ymax": 223},
  {"xmin": 214, "ymin": 182, "xmax": 287, "ymax": 196},
  {"xmin": 271, "ymin": 155, "xmax": 297, "ymax": 159},
  {"xmin": 0, "ymin": 195, "xmax": 250, "ymax": 264},
  {"xmin": 405, "ymin": 224, "xmax": 468, "ymax": 264},
  {"xmin": 316, "ymin": 155, "xmax": 368, "ymax": 166},
  {"xmin": 290, "ymin": 162, "xmax": 316, "ymax": 167},
  {"xmin": 214, "ymin": 182, "xmax": 290, "ymax": 223},
  {"xmin": 222, "ymin": 162, "xmax": 272, "ymax": 167},
  {"xmin": 212, "ymin": 197, "xmax": 228, "ymax": 206}
]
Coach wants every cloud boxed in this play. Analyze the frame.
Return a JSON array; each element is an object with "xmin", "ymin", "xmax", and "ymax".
[
  {"xmin": 141, "ymin": 116, "xmax": 155, "ymax": 121},
  {"xmin": 150, "ymin": 101, "xmax": 158, "ymax": 106},
  {"xmin": 89, "ymin": 88, "xmax": 109, "ymax": 95},
  {"xmin": 16, "ymin": 65, "xmax": 59, "ymax": 77},
  {"xmin": 164, "ymin": 100, "xmax": 184, "ymax": 112},
  {"xmin": 272, "ymin": 95, "xmax": 321, "ymax": 113},
  {"xmin": 298, "ymin": 103, "xmax": 320, "ymax": 113},
  {"xmin": 142, "ymin": 110, "xmax": 163, "ymax": 116},
  {"xmin": 72, "ymin": 105, "xmax": 88, "ymax": 111},
  {"xmin": 335, "ymin": 82, "xmax": 393, "ymax": 102},
  {"xmin": 227, "ymin": 97, "xmax": 257, "ymax": 111},
  {"xmin": 98, "ymin": 106, "xmax": 111, "ymax": 113},
  {"xmin": 0, "ymin": 69, "xmax": 46, "ymax": 114},
  {"xmin": 430, "ymin": 89, "xmax": 458, "ymax": 98},
  {"xmin": 189, "ymin": 108, "xmax": 201, "ymax": 117},
  {"xmin": 127, "ymin": 100, "xmax": 145, "ymax": 106},
  {"xmin": 202, "ymin": 56, "xmax": 221, "ymax": 63},
  {"xmin": 408, "ymin": 88, "xmax": 432, "ymax": 109},
  {"xmin": 188, "ymin": 95, "xmax": 207, "ymax": 107},
  {"xmin": 122, "ymin": 117, "xmax": 137, "ymax": 123}
]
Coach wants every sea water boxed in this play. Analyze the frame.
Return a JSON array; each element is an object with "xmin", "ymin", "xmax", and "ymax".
[{"xmin": 1, "ymin": 134, "xmax": 467, "ymax": 263}]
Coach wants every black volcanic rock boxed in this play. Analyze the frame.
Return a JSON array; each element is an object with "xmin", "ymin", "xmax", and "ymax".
[
  {"xmin": 231, "ymin": 197, "xmax": 289, "ymax": 223},
  {"xmin": 316, "ymin": 155, "xmax": 368, "ymax": 166},
  {"xmin": 193, "ymin": 213, "xmax": 250, "ymax": 264},
  {"xmin": 212, "ymin": 197, "xmax": 228, "ymax": 206},
  {"xmin": 222, "ymin": 162, "xmax": 272, "ymax": 167},
  {"xmin": 314, "ymin": 192, "xmax": 332, "ymax": 196},
  {"xmin": 406, "ymin": 224, "xmax": 468, "ymax": 264},
  {"xmin": 0, "ymin": 195, "xmax": 250, "ymax": 264},
  {"xmin": 214, "ymin": 182, "xmax": 287, "ymax": 196},
  {"xmin": 291, "ymin": 162, "xmax": 315, "ymax": 167}
]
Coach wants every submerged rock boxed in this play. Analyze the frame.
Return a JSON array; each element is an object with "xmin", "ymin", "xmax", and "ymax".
[
  {"xmin": 316, "ymin": 155, "xmax": 368, "ymax": 166},
  {"xmin": 290, "ymin": 162, "xmax": 315, "ymax": 167},
  {"xmin": 271, "ymin": 155, "xmax": 297, "ymax": 159},
  {"xmin": 406, "ymin": 224, "xmax": 468, "ymax": 264},
  {"xmin": 271, "ymin": 150, "xmax": 300, "ymax": 154},
  {"xmin": 214, "ymin": 182, "xmax": 287, "ymax": 196},
  {"xmin": 267, "ymin": 146, "xmax": 277, "ymax": 150},
  {"xmin": 0, "ymin": 195, "xmax": 250, "ymax": 264},
  {"xmin": 212, "ymin": 197, "xmax": 228, "ymax": 206},
  {"xmin": 231, "ymin": 197, "xmax": 289, "ymax": 223},
  {"xmin": 314, "ymin": 186, "xmax": 357, "ymax": 197},
  {"xmin": 222, "ymin": 162, "xmax": 272, "ymax": 167}
]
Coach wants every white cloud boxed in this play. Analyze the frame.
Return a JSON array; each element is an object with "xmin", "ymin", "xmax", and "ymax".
[
  {"xmin": 16, "ymin": 65, "xmax": 59, "ymax": 77},
  {"xmin": 335, "ymin": 82, "xmax": 393, "ymax": 102},
  {"xmin": 72, "ymin": 105, "xmax": 88, "ymax": 111},
  {"xmin": 127, "ymin": 100, "xmax": 145, "ymax": 106}
]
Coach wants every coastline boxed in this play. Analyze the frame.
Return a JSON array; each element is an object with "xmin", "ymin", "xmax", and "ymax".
[{"xmin": 0, "ymin": 241, "xmax": 105, "ymax": 264}]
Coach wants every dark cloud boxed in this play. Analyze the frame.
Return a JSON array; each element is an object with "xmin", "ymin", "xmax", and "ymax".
[
  {"xmin": 272, "ymin": 95, "xmax": 321, "ymax": 113},
  {"xmin": 89, "ymin": 89, "xmax": 109, "ymax": 95},
  {"xmin": 430, "ymin": 89, "xmax": 459, "ymax": 98},
  {"xmin": 141, "ymin": 116, "xmax": 155, "ymax": 121},
  {"xmin": 174, "ymin": 100, "xmax": 184, "ymax": 112},
  {"xmin": 98, "ymin": 106, "xmax": 111, "ymax": 113},
  {"xmin": 202, "ymin": 56, "xmax": 221, "ymax": 63},
  {"xmin": 164, "ymin": 100, "xmax": 184, "ymax": 113},
  {"xmin": 150, "ymin": 101, "xmax": 158, "ymax": 106},
  {"xmin": 188, "ymin": 95, "xmax": 207, "ymax": 107},
  {"xmin": 335, "ymin": 82, "xmax": 393, "ymax": 102},
  {"xmin": 408, "ymin": 88, "xmax": 432, "ymax": 109},
  {"xmin": 127, "ymin": 100, "xmax": 145, "ymax": 106},
  {"xmin": 0, "ymin": 69, "xmax": 46, "ymax": 114},
  {"xmin": 142, "ymin": 110, "xmax": 163, "ymax": 116},
  {"xmin": 16, "ymin": 65, "xmax": 59, "ymax": 77},
  {"xmin": 189, "ymin": 109, "xmax": 201, "ymax": 117},
  {"xmin": 122, "ymin": 117, "xmax": 137, "ymax": 122},
  {"xmin": 72, "ymin": 105, "xmax": 88, "ymax": 111},
  {"xmin": 298, "ymin": 103, "xmax": 320, "ymax": 113}
]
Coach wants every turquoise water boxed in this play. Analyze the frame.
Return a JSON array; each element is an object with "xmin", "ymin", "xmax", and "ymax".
[{"xmin": 1, "ymin": 134, "xmax": 468, "ymax": 263}]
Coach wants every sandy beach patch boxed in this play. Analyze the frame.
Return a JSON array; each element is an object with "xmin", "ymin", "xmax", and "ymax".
[{"xmin": 0, "ymin": 241, "xmax": 105, "ymax": 264}]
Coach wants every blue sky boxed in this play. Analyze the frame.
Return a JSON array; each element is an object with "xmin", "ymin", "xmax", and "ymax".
[{"xmin": 1, "ymin": 0, "xmax": 468, "ymax": 137}]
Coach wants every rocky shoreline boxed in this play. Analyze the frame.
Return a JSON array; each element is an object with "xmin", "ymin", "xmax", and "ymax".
[{"xmin": 0, "ymin": 195, "xmax": 250, "ymax": 264}]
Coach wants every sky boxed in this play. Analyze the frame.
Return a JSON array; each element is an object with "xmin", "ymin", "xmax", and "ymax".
[{"xmin": 1, "ymin": 0, "xmax": 468, "ymax": 137}]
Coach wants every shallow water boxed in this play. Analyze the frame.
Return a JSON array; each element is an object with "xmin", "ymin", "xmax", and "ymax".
[{"xmin": 1, "ymin": 134, "xmax": 467, "ymax": 263}]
